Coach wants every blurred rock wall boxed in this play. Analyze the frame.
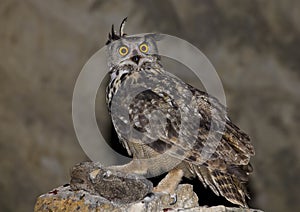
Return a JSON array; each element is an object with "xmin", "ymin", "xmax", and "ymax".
[{"xmin": 0, "ymin": 0, "xmax": 299, "ymax": 211}]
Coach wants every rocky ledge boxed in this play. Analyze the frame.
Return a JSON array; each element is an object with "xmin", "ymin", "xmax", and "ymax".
[{"xmin": 34, "ymin": 162, "xmax": 263, "ymax": 212}]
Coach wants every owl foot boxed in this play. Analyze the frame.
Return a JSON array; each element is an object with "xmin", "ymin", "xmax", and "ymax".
[
  {"xmin": 152, "ymin": 187, "xmax": 177, "ymax": 205},
  {"xmin": 107, "ymin": 159, "xmax": 148, "ymax": 175},
  {"xmin": 152, "ymin": 168, "xmax": 184, "ymax": 205},
  {"xmin": 142, "ymin": 192, "xmax": 155, "ymax": 203}
]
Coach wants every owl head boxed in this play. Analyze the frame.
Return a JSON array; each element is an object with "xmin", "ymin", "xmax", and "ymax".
[{"xmin": 106, "ymin": 18, "xmax": 160, "ymax": 70}]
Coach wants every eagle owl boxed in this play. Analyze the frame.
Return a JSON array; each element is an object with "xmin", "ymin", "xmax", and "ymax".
[{"xmin": 105, "ymin": 18, "xmax": 255, "ymax": 208}]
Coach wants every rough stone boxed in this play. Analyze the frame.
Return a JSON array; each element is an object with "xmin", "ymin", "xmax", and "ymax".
[
  {"xmin": 34, "ymin": 183, "xmax": 262, "ymax": 212},
  {"xmin": 36, "ymin": 162, "xmax": 262, "ymax": 212},
  {"xmin": 70, "ymin": 162, "xmax": 153, "ymax": 204}
]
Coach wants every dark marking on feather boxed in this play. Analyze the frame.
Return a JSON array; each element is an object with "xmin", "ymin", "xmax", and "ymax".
[{"xmin": 147, "ymin": 139, "xmax": 172, "ymax": 153}]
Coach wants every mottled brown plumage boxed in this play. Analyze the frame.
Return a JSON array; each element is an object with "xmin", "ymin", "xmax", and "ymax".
[{"xmin": 105, "ymin": 19, "xmax": 255, "ymax": 207}]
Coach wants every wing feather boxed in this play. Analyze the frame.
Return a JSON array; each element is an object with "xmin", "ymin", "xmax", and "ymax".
[{"xmin": 127, "ymin": 87, "xmax": 254, "ymax": 166}]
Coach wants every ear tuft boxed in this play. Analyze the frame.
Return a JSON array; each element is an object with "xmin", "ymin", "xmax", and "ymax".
[{"xmin": 106, "ymin": 17, "xmax": 128, "ymax": 45}]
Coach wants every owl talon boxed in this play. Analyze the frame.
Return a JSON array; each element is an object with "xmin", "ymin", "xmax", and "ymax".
[
  {"xmin": 152, "ymin": 189, "xmax": 177, "ymax": 205},
  {"xmin": 142, "ymin": 192, "xmax": 155, "ymax": 203},
  {"xmin": 169, "ymin": 193, "xmax": 177, "ymax": 205},
  {"xmin": 102, "ymin": 170, "xmax": 112, "ymax": 178}
]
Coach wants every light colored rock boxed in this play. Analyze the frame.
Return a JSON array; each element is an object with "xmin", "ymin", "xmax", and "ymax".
[{"xmin": 34, "ymin": 184, "xmax": 262, "ymax": 212}]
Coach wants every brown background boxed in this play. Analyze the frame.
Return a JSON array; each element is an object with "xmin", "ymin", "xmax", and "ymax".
[{"xmin": 0, "ymin": 0, "xmax": 300, "ymax": 211}]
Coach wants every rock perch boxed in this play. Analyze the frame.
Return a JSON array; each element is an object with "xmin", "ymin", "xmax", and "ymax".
[{"xmin": 34, "ymin": 162, "xmax": 263, "ymax": 211}]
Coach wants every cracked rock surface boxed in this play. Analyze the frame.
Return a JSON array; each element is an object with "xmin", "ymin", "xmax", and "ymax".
[
  {"xmin": 34, "ymin": 184, "xmax": 262, "ymax": 212},
  {"xmin": 34, "ymin": 162, "xmax": 263, "ymax": 212}
]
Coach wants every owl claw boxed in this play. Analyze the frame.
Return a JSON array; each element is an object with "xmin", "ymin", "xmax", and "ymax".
[
  {"xmin": 152, "ymin": 189, "xmax": 177, "ymax": 205},
  {"xmin": 142, "ymin": 192, "xmax": 155, "ymax": 203},
  {"xmin": 169, "ymin": 193, "xmax": 177, "ymax": 205},
  {"xmin": 102, "ymin": 170, "xmax": 112, "ymax": 178}
]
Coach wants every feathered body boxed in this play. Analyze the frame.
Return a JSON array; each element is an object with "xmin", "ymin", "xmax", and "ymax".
[{"xmin": 105, "ymin": 19, "xmax": 255, "ymax": 207}]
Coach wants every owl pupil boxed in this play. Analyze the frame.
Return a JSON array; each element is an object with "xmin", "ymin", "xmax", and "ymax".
[
  {"xmin": 141, "ymin": 46, "xmax": 146, "ymax": 51},
  {"xmin": 121, "ymin": 49, "xmax": 126, "ymax": 54}
]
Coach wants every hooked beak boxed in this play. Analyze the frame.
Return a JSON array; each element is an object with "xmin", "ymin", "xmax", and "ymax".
[{"xmin": 131, "ymin": 55, "xmax": 141, "ymax": 64}]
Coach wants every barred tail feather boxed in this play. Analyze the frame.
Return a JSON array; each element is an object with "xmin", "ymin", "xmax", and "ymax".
[{"xmin": 193, "ymin": 165, "xmax": 249, "ymax": 208}]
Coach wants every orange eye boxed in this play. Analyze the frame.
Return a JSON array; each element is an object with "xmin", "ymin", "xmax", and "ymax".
[
  {"xmin": 119, "ymin": 46, "xmax": 128, "ymax": 56},
  {"xmin": 139, "ymin": 43, "xmax": 149, "ymax": 53}
]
